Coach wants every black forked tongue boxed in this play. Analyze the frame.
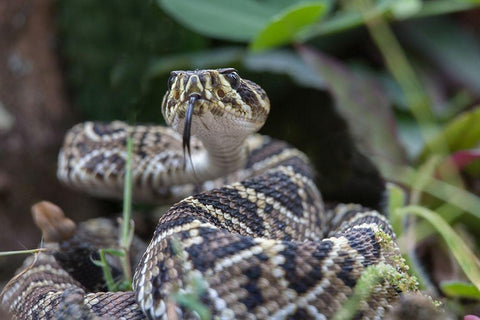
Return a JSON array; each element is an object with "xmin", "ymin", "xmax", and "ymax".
[{"xmin": 183, "ymin": 93, "xmax": 200, "ymax": 169}]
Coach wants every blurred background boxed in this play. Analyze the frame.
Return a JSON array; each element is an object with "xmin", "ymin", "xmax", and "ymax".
[{"xmin": 1, "ymin": 0, "xmax": 480, "ymax": 317}]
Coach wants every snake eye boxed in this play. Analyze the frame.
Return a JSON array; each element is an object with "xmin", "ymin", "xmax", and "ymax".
[
  {"xmin": 225, "ymin": 72, "xmax": 240, "ymax": 90},
  {"xmin": 167, "ymin": 73, "xmax": 176, "ymax": 88}
]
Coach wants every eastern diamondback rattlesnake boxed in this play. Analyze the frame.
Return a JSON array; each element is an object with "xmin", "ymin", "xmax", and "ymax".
[{"xmin": 1, "ymin": 68, "xmax": 414, "ymax": 319}]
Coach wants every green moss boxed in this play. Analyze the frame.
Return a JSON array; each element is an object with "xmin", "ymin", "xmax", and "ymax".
[{"xmin": 375, "ymin": 229, "xmax": 418, "ymax": 292}]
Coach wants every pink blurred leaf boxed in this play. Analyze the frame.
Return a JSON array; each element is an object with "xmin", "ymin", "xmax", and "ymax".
[
  {"xmin": 465, "ymin": 315, "xmax": 480, "ymax": 320},
  {"xmin": 450, "ymin": 149, "xmax": 480, "ymax": 170}
]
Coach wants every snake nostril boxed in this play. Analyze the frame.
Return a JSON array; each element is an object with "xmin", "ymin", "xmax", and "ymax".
[{"xmin": 217, "ymin": 89, "xmax": 225, "ymax": 98}]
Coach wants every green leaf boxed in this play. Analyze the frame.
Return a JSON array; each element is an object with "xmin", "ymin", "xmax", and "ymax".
[
  {"xmin": 418, "ymin": 106, "xmax": 480, "ymax": 162},
  {"xmin": 413, "ymin": 1, "xmax": 480, "ymax": 17},
  {"xmin": 148, "ymin": 48, "xmax": 326, "ymax": 90},
  {"xmin": 91, "ymin": 259, "xmax": 106, "ymax": 268},
  {"xmin": 440, "ymin": 281, "xmax": 480, "ymax": 300},
  {"xmin": 250, "ymin": 2, "xmax": 328, "ymax": 51},
  {"xmin": 148, "ymin": 48, "xmax": 245, "ymax": 79},
  {"xmin": 298, "ymin": 1, "xmax": 478, "ymax": 43},
  {"xmin": 244, "ymin": 50, "xmax": 325, "ymax": 89},
  {"xmin": 297, "ymin": 45, "xmax": 407, "ymax": 174},
  {"xmin": 157, "ymin": 0, "xmax": 302, "ymax": 41},
  {"xmin": 390, "ymin": 0, "xmax": 422, "ymax": 19},
  {"xmin": 395, "ymin": 205, "xmax": 480, "ymax": 291},
  {"xmin": 101, "ymin": 248, "xmax": 126, "ymax": 257}
]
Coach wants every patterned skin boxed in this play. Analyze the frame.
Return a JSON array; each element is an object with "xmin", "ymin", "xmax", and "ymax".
[{"xmin": 1, "ymin": 69, "xmax": 412, "ymax": 319}]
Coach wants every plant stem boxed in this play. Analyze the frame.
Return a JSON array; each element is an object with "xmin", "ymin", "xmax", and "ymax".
[
  {"xmin": 119, "ymin": 135, "xmax": 134, "ymax": 287},
  {"xmin": 360, "ymin": 1, "xmax": 441, "ymax": 153},
  {"xmin": 0, "ymin": 248, "xmax": 46, "ymax": 257},
  {"xmin": 98, "ymin": 248, "xmax": 116, "ymax": 291},
  {"xmin": 121, "ymin": 136, "xmax": 133, "ymax": 248}
]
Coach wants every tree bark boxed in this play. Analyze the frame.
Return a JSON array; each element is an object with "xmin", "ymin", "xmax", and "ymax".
[{"xmin": 0, "ymin": 0, "xmax": 108, "ymax": 286}]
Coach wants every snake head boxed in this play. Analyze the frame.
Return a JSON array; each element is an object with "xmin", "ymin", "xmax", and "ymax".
[{"xmin": 161, "ymin": 69, "xmax": 270, "ymax": 142}]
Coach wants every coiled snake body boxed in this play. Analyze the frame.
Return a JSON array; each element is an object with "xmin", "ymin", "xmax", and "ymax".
[{"xmin": 1, "ymin": 69, "xmax": 411, "ymax": 319}]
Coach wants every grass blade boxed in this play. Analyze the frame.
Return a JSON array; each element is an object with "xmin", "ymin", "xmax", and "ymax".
[
  {"xmin": 440, "ymin": 281, "xmax": 480, "ymax": 300},
  {"xmin": 0, "ymin": 248, "xmax": 46, "ymax": 257},
  {"xmin": 395, "ymin": 205, "xmax": 480, "ymax": 291}
]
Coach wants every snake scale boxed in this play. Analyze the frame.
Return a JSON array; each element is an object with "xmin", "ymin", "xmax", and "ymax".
[{"xmin": 1, "ymin": 69, "xmax": 413, "ymax": 319}]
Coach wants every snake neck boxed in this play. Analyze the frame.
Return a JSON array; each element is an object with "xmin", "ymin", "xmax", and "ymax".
[
  {"xmin": 204, "ymin": 135, "xmax": 249, "ymax": 172},
  {"xmin": 188, "ymin": 134, "xmax": 249, "ymax": 182}
]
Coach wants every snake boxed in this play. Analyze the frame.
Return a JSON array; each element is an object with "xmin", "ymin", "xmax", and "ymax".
[{"xmin": 1, "ymin": 68, "xmax": 414, "ymax": 319}]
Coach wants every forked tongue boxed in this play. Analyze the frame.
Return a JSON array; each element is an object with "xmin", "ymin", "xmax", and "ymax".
[{"xmin": 183, "ymin": 93, "xmax": 200, "ymax": 170}]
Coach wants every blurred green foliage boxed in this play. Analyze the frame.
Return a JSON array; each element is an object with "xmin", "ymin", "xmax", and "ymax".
[
  {"xmin": 56, "ymin": 0, "xmax": 480, "ymax": 315},
  {"xmin": 56, "ymin": 0, "xmax": 207, "ymax": 122}
]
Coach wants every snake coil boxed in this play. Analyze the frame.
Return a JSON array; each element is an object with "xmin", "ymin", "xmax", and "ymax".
[{"xmin": 1, "ymin": 69, "xmax": 413, "ymax": 319}]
